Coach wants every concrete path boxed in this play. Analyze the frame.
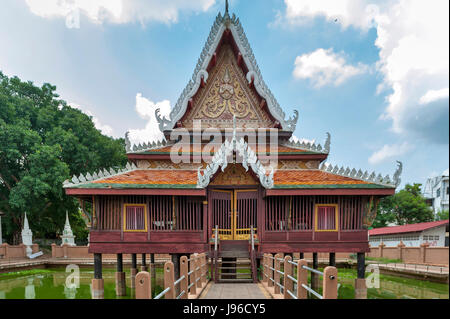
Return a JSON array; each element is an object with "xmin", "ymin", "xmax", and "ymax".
[{"xmin": 201, "ymin": 283, "xmax": 270, "ymax": 299}]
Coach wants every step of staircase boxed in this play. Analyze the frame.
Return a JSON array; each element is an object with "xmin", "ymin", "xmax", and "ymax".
[{"xmin": 219, "ymin": 251, "xmax": 249, "ymax": 258}]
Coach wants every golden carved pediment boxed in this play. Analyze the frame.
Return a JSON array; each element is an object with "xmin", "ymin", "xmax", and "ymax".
[
  {"xmin": 210, "ymin": 164, "xmax": 258, "ymax": 186},
  {"xmin": 182, "ymin": 44, "xmax": 274, "ymax": 129}
]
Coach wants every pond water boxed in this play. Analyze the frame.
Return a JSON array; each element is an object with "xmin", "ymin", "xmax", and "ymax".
[{"xmin": 0, "ymin": 266, "xmax": 448, "ymax": 299}]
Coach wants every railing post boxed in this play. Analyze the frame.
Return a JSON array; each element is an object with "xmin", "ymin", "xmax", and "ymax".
[
  {"xmin": 323, "ymin": 266, "xmax": 338, "ymax": 299},
  {"xmin": 268, "ymin": 254, "xmax": 274, "ymax": 287},
  {"xmin": 284, "ymin": 255, "xmax": 293, "ymax": 299},
  {"xmin": 201, "ymin": 253, "xmax": 207, "ymax": 286},
  {"xmin": 297, "ymin": 259, "xmax": 308, "ymax": 299},
  {"xmin": 189, "ymin": 253, "xmax": 197, "ymax": 296},
  {"xmin": 195, "ymin": 253, "xmax": 202, "ymax": 289},
  {"xmin": 180, "ymin": 256, "xmax": 188, "ymax": 299},
  {"xmin": 135, "ymin": 271, "xmax": 152, "ymax": 299},
  {"xmin": 274, "ymin": 253, "xmax": 282, "ymax": 294},
  {"xmin": 262, "ymin": 254, "xmax": 267, "ymax": 284},
  {"xmin": 164, "ymin": 261, "xmax": 175, "ymax": 299}
]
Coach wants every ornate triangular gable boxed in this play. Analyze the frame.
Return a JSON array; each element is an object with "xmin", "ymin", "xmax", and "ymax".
[
  {"xmin": 181, "ymin": 43, "xmax": 274, "ymax": 129},
  {"xmin": 156, "ymin": 10, "xmax": 299, "ymax": 132}
]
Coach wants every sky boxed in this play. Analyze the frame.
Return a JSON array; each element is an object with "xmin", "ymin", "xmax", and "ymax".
[{"xmin": 0, "ymin": 0, "xmax": 448, "ymax": 189}]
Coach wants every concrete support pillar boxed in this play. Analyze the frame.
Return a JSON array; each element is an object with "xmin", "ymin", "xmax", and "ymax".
[
  {"xmin": 329, "ymin": 252, "xmax": 336, "ymax": 267},
  {"xmin": 172, "ymin": 254, "xmax": 181, "ymax": 296},
  {"xmin": 355, "ymin": 252, "xmax": 367, "ymax": 299},
  {"xmin": 378, "ymin": 242, "xmax": 385, "ymax": 258},
  {"xmin": 141, "ymin": 253, "xmax": 148, "ymax": 272},
  {"xmin": 92, "ymin": 253, "xmax": 104, "ymax": 299},
  {"xmin": 311, "ymin": 252, "xmax": 319, "ymax": 291},
  {"xmin": 115, "ymin": 253, "xmax": 126, "ymax": 296},
  {"xmin": 397, "ymin": 241, "xmax": 406, "ymax": 261},
  {"xmin": 150, "ymin": 253, "xmax": 156, "ymax": 281},
  {"xmin": 130, "ymin": 253, "xmax": 137, "ymax": 289}
]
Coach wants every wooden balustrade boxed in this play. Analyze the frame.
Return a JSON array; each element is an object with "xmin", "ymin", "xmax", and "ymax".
[
  {"xmin": 135, "ymin": 252, "xmax": 209, "ymax": 299},
  {"xmin": 261, "ymin": 253, "xmax": 338, "ymax": 300}
]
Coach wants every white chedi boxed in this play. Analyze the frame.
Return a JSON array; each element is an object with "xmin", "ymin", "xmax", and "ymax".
[
  {"xmin": 61, "ymin": 211, "xmax": 76, "ymax": 246},
  {"xmin": 21, "ymin": 212, "xmax": 33, "ymax": 256}
]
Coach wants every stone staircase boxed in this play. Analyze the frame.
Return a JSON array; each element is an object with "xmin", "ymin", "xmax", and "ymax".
[{"xmin": 214, "ymin": 241, "xmax": 255, "ymax": 283}]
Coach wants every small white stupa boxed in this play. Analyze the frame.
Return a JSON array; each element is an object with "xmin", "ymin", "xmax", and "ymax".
[
  {"xmin": 21, "ymin": 212, "xmax": 33, "ymax": 256},
  {"xmin": 61, "ymin": 211, "xmax": 76, "ymax": 246}
]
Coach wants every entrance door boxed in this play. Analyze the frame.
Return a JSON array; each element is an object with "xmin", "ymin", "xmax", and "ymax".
[{"xmin": 211, "ymin": 189, "xmax": 258, "ymax": 240}]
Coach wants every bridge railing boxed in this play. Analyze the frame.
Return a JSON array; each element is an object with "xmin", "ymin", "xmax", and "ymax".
[
  {"xmin": 262, "ymin": 253, "xmax": 338, "ymax": 299},
  {"xmin": 135, "ymin": 253, "xmax": 208, "ymax": 299}
]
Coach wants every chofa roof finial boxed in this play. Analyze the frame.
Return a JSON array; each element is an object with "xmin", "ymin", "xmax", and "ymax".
[{"xmin": 225, "ymin": 0, "xmax": 229, "ymax": 14}]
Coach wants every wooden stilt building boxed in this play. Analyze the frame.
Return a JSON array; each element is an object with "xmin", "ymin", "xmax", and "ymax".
[{"xmin": 64, "ymin": 5, "xmax": 402, "ymax": 296}]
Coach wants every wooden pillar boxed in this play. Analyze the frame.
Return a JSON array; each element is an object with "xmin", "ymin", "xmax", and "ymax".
[
  {"xmin": 283, "ymin": 255, "xmax": 293, "ymax": 299},
  {"xmin": 297, "ymin": 259, "xmax": 308, "ymax": 299},
  {"xmin": 180, "ymin": 256, "xmax": 188, "ymax": 299},
  {"xmin": 164, "ymin": 261, "xmax": 175, "ymax": 299},
  {"xmin": 92, "ymin": 253, "xmax": 104, "ymax": 299},
  {"xmin": 115, "ymin": 253, "xmax": 126, "ymax": 296},
  {"xmin": 268, "ymin": 254, "xmax": 274, "ymax": 287},
  {"xmin": 274, "ymin": 253, "xmax": 282, "ymax": 294},
  {"xmin": 189, "ymin": 253, "xmax": 197, "ymax": 296},
  {"xmin": 323, "ymin": 266, "xmax": 338, "ymax": 299},
  {"xmin": 355, "ymin": 252, "xmax": 367, "ymax": 299},
  {"xmin": 135, "ymin": 271, "xmax": 151, "ymax": 299},
  {"xmin": 329, "ymin": 252, "xmax": 336, "ymax": 267},
  {"xmin": 311, "ymin": 252, "xmax": 319, "ymax": 291},
  {"xmin": 130, "ymin": 253, "xmax": 137, "ymax": 289},
  {"xmin": 141, "ymin": 253, "xmax": 147, "ymax": 272},
  {"xmin": 195, "ymin": 254, "xmax": 202, "ymax": 289}
]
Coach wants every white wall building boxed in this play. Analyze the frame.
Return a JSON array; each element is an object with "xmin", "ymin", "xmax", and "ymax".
[
  {"xmin": 369, "ymin": 220, "xmax": 449, "ymax": 247},
  {"xmin": 423, "ymin": 170, "xmax": 449, "ymax": 215}
]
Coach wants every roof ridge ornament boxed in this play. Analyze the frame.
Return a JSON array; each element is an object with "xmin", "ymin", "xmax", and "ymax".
[
  {"xmin": 283, "ymin": 132, "xmax": 330, "ymax": 154},
  {"xmin": 319, "ymin": 161, "xmax": 403, "ymax": 188},
  {"xmin": 63, "ymin": 161, "xmax": 139, "ymax": 188}
]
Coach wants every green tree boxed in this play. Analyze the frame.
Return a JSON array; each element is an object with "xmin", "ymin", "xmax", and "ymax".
[
  {"xmin": 436, "ymin": 210, "xmax": 449, "ymax": 221},
  {"xmin": 373, "ymin": 183, "xmax": 434, "ymax": 227},
  {"xmin": 0, "ymin": 71, "xmax": 127, "ymax": 244}
]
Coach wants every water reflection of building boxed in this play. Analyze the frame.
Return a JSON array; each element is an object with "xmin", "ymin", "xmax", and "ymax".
[
  {"xmin": 25, "ymin": 277, "xmax": 35, "ymax": 299},
  {"xmin": 369, "ymin": 220, "xmax": 449, "ymax": 247}
]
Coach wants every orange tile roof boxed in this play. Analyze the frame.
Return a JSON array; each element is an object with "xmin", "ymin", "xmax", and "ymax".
[
  {"xmin": 91, "ymin": 170, "xmax": 198, "ymax": 186},
  {"xmin": 273, "ymin": 170, "xmax": 381, "ymax": 187}
]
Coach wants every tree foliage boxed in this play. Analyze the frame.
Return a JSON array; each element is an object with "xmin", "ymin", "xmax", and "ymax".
[
  {"xmin": 0, "ymin": 71, "xmax": 127, "ymax": 243},
  {"xmin": 435, "ymin": 210, "xmax": 449, "ymax": 221},
  {"xmin": 373, "ymin": 183, "xmax": 434, "ymax": 228}
]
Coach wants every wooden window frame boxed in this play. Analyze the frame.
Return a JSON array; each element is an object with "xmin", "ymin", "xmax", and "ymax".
[
  {"xmin": 123, "ymin": 204, "xmax": 148, "ymax": 232},
  {"xmin": 314, "ymin": 204, "xmax": 339, "ymax": 232}
]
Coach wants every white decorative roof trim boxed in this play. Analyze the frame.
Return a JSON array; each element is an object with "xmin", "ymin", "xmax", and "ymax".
[
  {"xmin": 197, "ymin": 117, "xmax": 274, "ymax": 189},
  {"xmin": 63, "ymin": 162, "xmax": 138, "ymax": 188},
  {"xmin": 282, "ymin": 132, "xmax": 331, "ymax": 154},
  {"xmin": 156, "ymin": 12, "xmax": 298, "ymax": 133},
  {"xmin": 319, "ymin": 161, "xmax": 403, "ymax": 188},
  {"xmin": 124, "ymin": 132, "xmax": 170, "ymax": 154}
]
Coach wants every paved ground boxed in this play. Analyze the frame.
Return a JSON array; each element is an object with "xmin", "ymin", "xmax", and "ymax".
[{"xmin": 201, "ymin": 283, "xmax": 269, "ymax": 299}]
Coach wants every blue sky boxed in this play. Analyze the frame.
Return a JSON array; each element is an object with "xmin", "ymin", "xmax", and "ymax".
[{"xmin": 0, "ymin": 0, "xmax": 448, "ymax": 189}]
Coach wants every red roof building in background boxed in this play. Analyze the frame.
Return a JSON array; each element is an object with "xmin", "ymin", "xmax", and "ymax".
[{"xmin": 369, "ymin": 220, "xmax": 449, "ymax": 247}]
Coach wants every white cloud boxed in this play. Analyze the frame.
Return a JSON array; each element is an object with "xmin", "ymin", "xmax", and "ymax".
[
  {"xmin": 25, "ymin": 0, "xmax": 216, "ymax": 25},
  {"xmin": 127, "ymin": 93, "xmax": 171, "ymax": 145},
  {"xmin": 69, "ymin": 102, "xmax": 114, "ymax": 137},
  {"xmin": 293, "ymin": 48, "xmax": 367, "ymax": 88},
  {"xmin": 283, "ymin": 0, "xmax": 449, "ymax": 143},
  {"xmin": 368, "ymin": 142, "xmax": 414, "ymax": 165},
  {"xmin": 419, "ymin": 88, "xmax": 449, "ymax": 105}
]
